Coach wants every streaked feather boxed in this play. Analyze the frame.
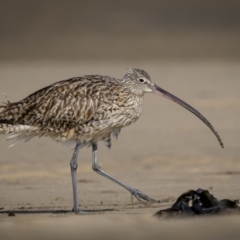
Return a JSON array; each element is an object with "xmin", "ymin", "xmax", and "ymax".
[{"xmin": 0, "ymin": 69, "xmax": 147, "ymax": 147}]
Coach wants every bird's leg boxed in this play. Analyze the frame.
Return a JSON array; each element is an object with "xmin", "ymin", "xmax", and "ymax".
[
  {"xmin": 92, "ymin": 143, "xmax": 159, "ymax": 203},
  {"xmin": 70, "ymin": 142, "xmax": 81, "ymax": 213}
]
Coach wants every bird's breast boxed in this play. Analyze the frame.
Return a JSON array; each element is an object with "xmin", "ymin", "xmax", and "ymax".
[
  {"xmin": 117, "ymin": 94, "xmax": 144, "ymax": 127},
  {"xmin": 71, "ymin": 93, "xmax": 144, "ymax": 144}
]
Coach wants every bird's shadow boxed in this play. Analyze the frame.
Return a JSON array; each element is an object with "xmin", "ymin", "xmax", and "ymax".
[{"xmin": 0, "ymin": 208, "xmax": 115, "ymax": 215}]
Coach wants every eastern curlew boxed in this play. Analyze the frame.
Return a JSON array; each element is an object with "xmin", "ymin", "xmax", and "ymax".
[{"xmin": 0, "ymin": 68, "xmax": 223, "ymax": 213}]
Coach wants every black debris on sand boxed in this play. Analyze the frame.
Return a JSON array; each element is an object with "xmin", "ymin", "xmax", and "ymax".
[{"xmin": 155, "ymin": 188, "xmax": 240, "ymax": 219}]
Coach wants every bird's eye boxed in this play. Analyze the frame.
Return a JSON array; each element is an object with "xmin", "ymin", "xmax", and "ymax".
[{"xmin": 138, "ymin": 78, "xmax": 145, "ymax": 83}]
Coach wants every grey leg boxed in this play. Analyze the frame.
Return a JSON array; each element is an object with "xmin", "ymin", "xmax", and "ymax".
[
  {"xmin": 92, "ymin": 143, "xmax": 159, "ymax": 203},
  {"xmin": 70, "ymin": 142, "xmax": 81, "ymax": 212}
]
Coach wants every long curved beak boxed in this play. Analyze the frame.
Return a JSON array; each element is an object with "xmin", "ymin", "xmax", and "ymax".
[{"xmin": 152, "ymin": 84, "xmax": 224, "ymax": 148}]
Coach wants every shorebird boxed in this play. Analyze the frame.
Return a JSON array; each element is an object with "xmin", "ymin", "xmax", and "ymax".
[{"xmin": 0, "ymin": 68, "xmax": 223, "ymax": 213}]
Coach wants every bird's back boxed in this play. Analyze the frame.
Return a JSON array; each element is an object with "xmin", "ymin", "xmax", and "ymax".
[{"xmin": 0, "ymin": 75, "xmax": 144, "ymax": 147}]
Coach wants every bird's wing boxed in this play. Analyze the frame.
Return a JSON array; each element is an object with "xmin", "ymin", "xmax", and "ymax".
[{"xmin": 0, "ymin": 77, "xmax": 105, "ymax": 130}]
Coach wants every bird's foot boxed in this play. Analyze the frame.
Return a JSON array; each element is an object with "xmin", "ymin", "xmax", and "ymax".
[
  {"xmin": 129, "ymin": 188, "xmax": 160, "ymax": 203},
  {"xmin": 72, "ymin": 208, "xmax": 109, "ymax": 215},
  {"xmin": 72, "ymin": 207, "xmax": 88, "ymax": 214},
  {"xmin": 74, "ymin": 210, "xmax": 89, "ymax": 215}
]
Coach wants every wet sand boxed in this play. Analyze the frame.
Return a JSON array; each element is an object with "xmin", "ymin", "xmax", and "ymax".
[{"xmin": 0, "ymin": 61, "xmax": 240, "ymax": 239}]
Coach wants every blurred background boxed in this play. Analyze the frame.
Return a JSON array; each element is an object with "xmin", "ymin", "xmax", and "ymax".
[{"xmin": 0, "ymin": 0, "xmax": 240, "ymax": 62}]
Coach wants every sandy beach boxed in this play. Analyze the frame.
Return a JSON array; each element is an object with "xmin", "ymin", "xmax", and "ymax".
[{"xmin": 0, "ymin": 60, "xmax": 239, "ymax": 239}]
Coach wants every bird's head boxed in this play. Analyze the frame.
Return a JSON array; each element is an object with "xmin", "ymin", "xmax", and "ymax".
[
  {"xmin": 123, "ymin": 68, "xmax": 224, "ymax": 148},
  {"xmin": 123, "ymin": 68, "xmax": 155, "ymax": 95}
]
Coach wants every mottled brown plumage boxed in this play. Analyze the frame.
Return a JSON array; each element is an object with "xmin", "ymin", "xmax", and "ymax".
[
  {"xmin": 0, "ymin": 68, "xmax": 223, "ymax": 213},
  {"xmin": 0, "ymin": 68, "xmax": 224, "ymax": 149},
  {"xmin": 0, "ymin": 69, "xmax": 148, "ymax": 147}
]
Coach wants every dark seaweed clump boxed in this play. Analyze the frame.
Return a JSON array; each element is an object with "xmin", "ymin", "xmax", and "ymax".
[{"xmin": 154, "ymin": 188, "xmax": 239, "ymax": 219}]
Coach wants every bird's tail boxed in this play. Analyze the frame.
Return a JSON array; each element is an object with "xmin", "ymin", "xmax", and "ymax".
[
  {"xmin": 0, "ymin": 122, "xmax": 39, "ymax": 146},
  {"xmin": 0, "ymin": 101, "xmax": 39, "ymax": 146}
]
